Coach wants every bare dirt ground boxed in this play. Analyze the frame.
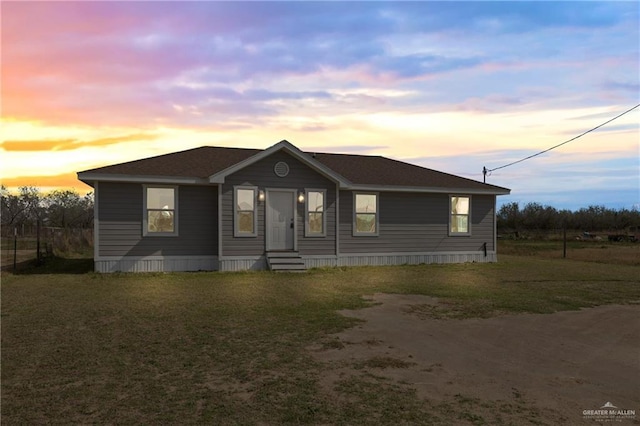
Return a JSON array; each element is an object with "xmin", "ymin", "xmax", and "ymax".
[
  {"xmin": 311, "ymin": 294, "xmax": 640, "ymax": 425},
  {"xmin": 1, "ymin": 249, "xmax": 36, "ymax": 270}
]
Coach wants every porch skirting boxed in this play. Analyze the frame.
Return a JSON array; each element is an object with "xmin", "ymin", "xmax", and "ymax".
[{"xmin": 95, "ymin": 255, "xmax": 218, "ymax": 273}]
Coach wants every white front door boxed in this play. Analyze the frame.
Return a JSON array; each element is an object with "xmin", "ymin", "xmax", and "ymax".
[{"xmin": 267, "ymin": 190, "xmax": 295, "ymax": 251}]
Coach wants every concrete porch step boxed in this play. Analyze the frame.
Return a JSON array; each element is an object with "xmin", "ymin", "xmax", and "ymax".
[
  {"xmin": 267, "ymin": 251, "xmax": 303, "ymax": 258},
  {"xmin": 266, "ymin": 252, "xmax": 306, "ymax": 272}
]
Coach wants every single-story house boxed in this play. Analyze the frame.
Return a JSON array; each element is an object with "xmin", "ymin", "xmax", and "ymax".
[{"xmin": 77, "ymin": 140, "xmax": 510, "ymax": 272}]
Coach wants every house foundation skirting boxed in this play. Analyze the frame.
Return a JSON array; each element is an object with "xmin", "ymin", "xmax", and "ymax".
[
  {"xmin": 221, "ymin": 251, "xmax": 496, "ymax": 271},
  {"xmin": 335, "ymin": 251, "xmax": 496, "ymax": 267},
  {"xmin": 219, "ymin": 256, "xmax": 267, "ymax": 272},
  {"xmin": 95, "ymin": 256, "xmax": 218, "ymax": 273},
  {"xmin": 95, "ymin": 251, "xmax": 496, "ymax": 273}
]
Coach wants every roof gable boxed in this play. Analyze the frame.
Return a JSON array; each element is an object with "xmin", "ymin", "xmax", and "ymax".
[{"xmin": 207, "ymin": 140, "xmax": 350, "ymax": 186}]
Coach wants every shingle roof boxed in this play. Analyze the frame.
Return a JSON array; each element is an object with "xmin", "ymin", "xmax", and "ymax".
[
  {"xmin": 79, "ymin": 144, "xmax": 509, "ymax": 193},
  {"xmin": 312, "ymin": 153, "xmax": 503, "ymax": 191},
  {"xmin": 82, "ymin": 146, "xmax": 260, "ymax": 178}
]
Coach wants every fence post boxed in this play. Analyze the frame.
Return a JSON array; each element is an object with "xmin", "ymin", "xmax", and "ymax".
[
  {"xmin": 13, "ymin": 227, "xmax": 18, "ymax": 272},
  {"xmin": 36, "ymin": 219, "xmax": 41, "ymax": 265},
  {"xmin": 563, "ymin": 223, "xmax": 567, "ymax": 259}
]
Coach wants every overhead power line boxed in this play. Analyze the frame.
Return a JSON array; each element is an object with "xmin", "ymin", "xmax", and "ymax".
[{"xmin": 483, "ymin": 103, "xmax": 640, "ymax": 182}]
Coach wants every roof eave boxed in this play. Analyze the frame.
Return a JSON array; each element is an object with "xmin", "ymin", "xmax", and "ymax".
[
  {"xmin": 344, "ymin": 183, "xmax": 511, "ymax": 195},
  {"xmin": 77, "ymin": 172, "xmax": 209, "ymax": 186}
]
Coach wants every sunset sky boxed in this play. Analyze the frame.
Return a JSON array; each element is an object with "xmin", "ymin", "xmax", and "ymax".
[{"xmin": 2, "ymin": 1, "xmax": 638, "ymax": 210}]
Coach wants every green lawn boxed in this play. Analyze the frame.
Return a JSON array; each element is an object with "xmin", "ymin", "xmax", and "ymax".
[{"xmin": 2, "ymin": 256, "xmax": 639, "ymax": 424}]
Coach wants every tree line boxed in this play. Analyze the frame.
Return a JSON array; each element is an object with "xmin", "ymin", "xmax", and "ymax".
[
  {"xmin": 1, "ymin": 186, "xmax": 94, "ymax": 235},
  {"xmin": 498, "ymin": 202, "xmax": 640, "ymax": 233}
]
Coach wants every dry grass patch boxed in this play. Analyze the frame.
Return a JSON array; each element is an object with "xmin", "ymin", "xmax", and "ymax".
[
  {"xmin": 2, "ymin": 255, "xmax": 639, "ymax": 424},
  {"xmin": 355, "ymin": 356, "xmax": 416, "ymax": 370}
]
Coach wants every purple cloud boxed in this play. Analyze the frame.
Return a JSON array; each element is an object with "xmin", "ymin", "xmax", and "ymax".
[{"xmin": 3, "ymin": 1, "xmax": 638, "ymax": 128}]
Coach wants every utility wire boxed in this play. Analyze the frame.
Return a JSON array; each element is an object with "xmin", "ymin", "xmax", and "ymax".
[{"xmin": 483, "ymin": 103, "xmax": 640, "ymax": 181}]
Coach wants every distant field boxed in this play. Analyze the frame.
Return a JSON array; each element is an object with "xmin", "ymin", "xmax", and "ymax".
[
  {"xmin": 498, "ymin": 238, "xmax": 640, "ymax": 265},
  {"xmin": 2, "ymin": 254, "xmax": 639, "ymax": 424}
]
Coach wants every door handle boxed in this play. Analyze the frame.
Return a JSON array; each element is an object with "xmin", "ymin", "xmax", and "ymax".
[{"xmin": 290, "ymin": 219, "xmax": 294, "ymax": 229}]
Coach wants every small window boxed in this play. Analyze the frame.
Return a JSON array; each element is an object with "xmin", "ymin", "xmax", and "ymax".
[
  {"xmin": 450, "ymin": 195, "xmax": 471, "ymax": 235},
  {"xmin": 144, "ymin": 186, "xmax": 177, "ymax": 236},
  {"xmin": 354, "ymin": 192, "xmax": 378, "ymax": 236},
  {"xmin": 306, "ymin": 190, "xmax": 326, "ymax": 237},
  {"xmin": 235, "ymin": 187, "xmax": 257, "ymax": 237}
]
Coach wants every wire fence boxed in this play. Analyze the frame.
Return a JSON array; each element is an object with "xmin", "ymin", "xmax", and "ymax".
[
  {"xmin": 498, "ymin": 227, "xmax": 639, "ymax": 242},
  {"xmin": 497, "ymin": 228, "xmax": 639, "ymax": 266},
  {"xmin": 2, "ymin": 225, "xmax": 636, "ymax": 271},
  {"xmin": 1, "ymin": 226, "xmax": 93, "ymax": 271}
]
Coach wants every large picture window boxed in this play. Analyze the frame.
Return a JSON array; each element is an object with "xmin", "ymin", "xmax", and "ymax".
[
  {"xmin": 305, "ymin": 190, "xmax": 326, "ymax": 237},
  {"xmin": 235, "ymin": 186, "xmax": 257, "ymax": 237},
  {"xmin": 450, "ymin": 195, "xmax": 471, "ymax": 235},
  {"xmin": 354, "ymin": 192, "xmax": 378, "ymax": 236},
  {"xmin": 144, "ymin": 186, "xmax": 177, "ymax": 236}
]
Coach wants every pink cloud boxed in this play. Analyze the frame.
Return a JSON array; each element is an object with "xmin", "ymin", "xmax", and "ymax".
[{"xmin": 3, "ymin": 3, "xmax": 303, "ymax": 127}]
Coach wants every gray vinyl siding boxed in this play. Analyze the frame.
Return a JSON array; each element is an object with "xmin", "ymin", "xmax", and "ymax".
[
  {"xmin": 221, "ymin": 151, "xmax": 336, "ymax": 256},
  {"xmin": 98, "ymin": 182, "xmax": 217, "ymax": 257},
  {"xmin": 339, "ymin": 192, "xmax": 495, "ymax": 253}
]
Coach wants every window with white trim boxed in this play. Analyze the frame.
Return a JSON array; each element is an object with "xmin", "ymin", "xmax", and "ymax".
[
  {"xmin": 144, "ymin": 186, "xmax": 177, "ymax": 236},
  {"xmin": 450, "ymin": 195, "xmax": 471, "ymax": 235},
  {"xmin": 305, "ymin": 190, "xmax": 326, "ymax": 237},
  {"xmin": 235, "ymin": 187, "xmax": 257, "ymax": 237},
  {"xmin": 354, "ymin": 192, "xmax": 378, "ymax": 236}
]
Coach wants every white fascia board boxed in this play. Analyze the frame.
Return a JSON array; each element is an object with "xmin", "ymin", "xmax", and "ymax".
[
  {"xmin": 77, "ymin": 172, "xmax": 208, "ymax": 185},
  {"xmin": 208, "ymin": 140, "xmax": 351, "ymax": 186},
  {"xmin": 344, "ymin": 183, "xmax": 511, "ymax": 195}
]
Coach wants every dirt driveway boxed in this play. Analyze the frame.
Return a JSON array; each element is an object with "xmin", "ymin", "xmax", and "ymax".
[{"xmin": 312, "ymin": 294, "xmax": 639, "ymax": 425}]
